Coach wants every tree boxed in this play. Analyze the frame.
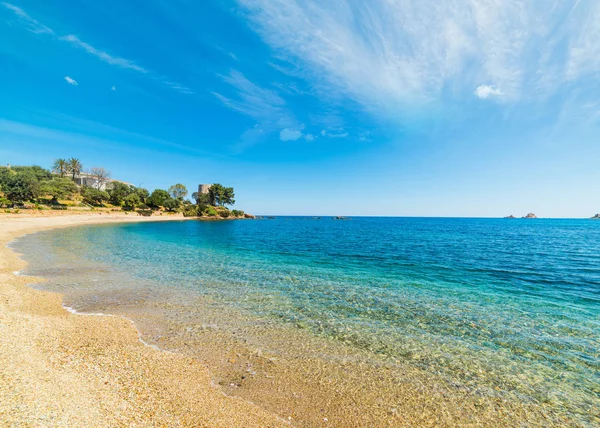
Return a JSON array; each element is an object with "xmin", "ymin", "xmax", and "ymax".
[
  {"xmin": 123, "ymin": 193, "xmax": 141, "ymax": 210},
  {"xmin": 3, "ymin": 171, "xmax": 40, "ymax": 203},
  {"xmin": 89, "ymin": 167, "xmax": 111, "ymax": 190},
  {"xmin": 208, "ymin": 183, "xmax": 235, "ymax": 206},
  {"xmin": 52, "ymin": 159, "xmax": 69, "ymax": 177},
  {"xmin": 147, "ymin": 189, "xmax": 170, "ymax": 208},
  {"xmin": 108, "ymin": 182, "xmax": 133, "ymax": 206},
  {"xmin": 134, "ymin": 187, "xmax": 149, "ymax": 204},
  {"xmin": 81, "ymin": 187, "xmax": 109, "ymax": 206},
  {"xmin": 222, "ymin": 186, "xmax": 235, "ymax": 206},
  {"xmin": 192, "ymin": 192, "xmax": 211, "ymax": 206},
  {"xmin": 68, "ymin": 158, "xmax": 83, "ymax": 181},
  {"xmin": 12, "ymin": 166, "xmax": 53, "ymax": 182},
  {"xmin": 39, "ymin": 178, "xmax": 78, "ymax": 203},
  {"xmin": 163, "ymin": 197, "xmax": 180, "ymax": 211},
  {"xmin": 208, "ymin": 183, "xmax": 224, "ymax": 206},
  {"xmin": 168, "ymin": 183, "xmax": 188, "ymax": 201}
]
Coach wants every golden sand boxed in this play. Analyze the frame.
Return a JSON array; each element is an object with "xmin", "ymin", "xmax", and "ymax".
[{"xmin": 0, "ymin": 213, "xmax": 285, "ymax": 427}]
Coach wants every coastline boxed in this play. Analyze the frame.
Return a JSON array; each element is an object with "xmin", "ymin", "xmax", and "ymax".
[
  {"xmin": 0, "ymin": 213, "xmax": 575, "ymax": 426},
  {"xmin": 0, "ymin": 213, "xmax": 285, "ymax": 426}
]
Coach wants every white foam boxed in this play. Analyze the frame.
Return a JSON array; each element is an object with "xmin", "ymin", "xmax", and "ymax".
[{"xmin": 62, "ymin": 304, "xmax": 173, "ymax": 354}]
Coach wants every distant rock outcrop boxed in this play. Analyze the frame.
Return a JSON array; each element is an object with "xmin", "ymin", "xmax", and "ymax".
[
  {"xmin": 503, "ymin": 215, "xmax": 516, "ymax": 219},
  {"xmin": 591, "ymin": 213, "xmax": 600, "ymax": 219},
  {"xmin": 522, "ymin": 213, "xmax": 538, "ymax": 219},
  {"xmin": 244, "ymin": 213, "xmax": 256, "ymax": 219}
]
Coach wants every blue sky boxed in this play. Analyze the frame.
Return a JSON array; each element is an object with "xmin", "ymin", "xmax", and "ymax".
[{"xmin": 1, "ymin": 0, "xmax": 599, "ymax": 217}]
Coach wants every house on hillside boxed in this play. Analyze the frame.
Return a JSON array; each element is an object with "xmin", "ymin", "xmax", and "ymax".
[{"xmin": 70, "ymin": 172, "xmax": 132, "ymax": 191}]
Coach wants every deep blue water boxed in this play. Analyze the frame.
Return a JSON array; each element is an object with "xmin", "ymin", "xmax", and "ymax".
[{"xmin": 14, "ymin": 217, "xmax": 600, "ymax": 423}]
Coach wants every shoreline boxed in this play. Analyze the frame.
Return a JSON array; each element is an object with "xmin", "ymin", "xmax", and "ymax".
[
  {"xmin": 0, "ymin": 213, "xmax": 285, "ymax": 426},
  {"xmin": 1, "ymin": 213, "xmax": 574, "ymax": 426}
]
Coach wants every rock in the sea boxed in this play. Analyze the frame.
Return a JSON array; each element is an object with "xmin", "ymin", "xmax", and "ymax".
[
  {"xmin": 244, "ymin": 213, "xmax": 256, "ymax": 219},
  {"xmin": 591, "ymin": 213, "xmax": 600, "ymax": 219},
  {"xmin": 522, "ymin": 213, "xmax": 538, "ymax": 219},
  {"xmin": 503, "ymin": 215, "xmax": 516, "ymax": 219}
]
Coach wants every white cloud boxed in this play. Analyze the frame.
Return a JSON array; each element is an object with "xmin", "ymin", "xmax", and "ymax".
[
  {"xmin": 237, "ymin": 0, "xmax": 600, "ymax": 114},
  {"xmin": 320, "ymin": 129, "xmax": 348, "ymax": 139},
  {"xmin": 64, "ymin": 76, "xmax": 78, "ymax": 86},
  {"xmin": 3, "ymin": 4, "xmax": 191, "ymax": 94},
  {"xmin": 304, "ymin": 133, "xmax": 315, "ymax": 142},
  {"xmin": 280, "ymin": 128, "xmax": 303, "ymax": 141},
  {"xmin": 162, "ymin": 81, "xmax": 194, "ymax": 95},
  {"xmin": 1, "ymin": 2, "xmax": 54, "ymax": 34},
  {"xmin": 474, "ymin": 85, "xmax": 502, "ymax": 99},
  {"xmin": 214, "ymin": 70, "xmax": 297, "ymax": 127},
  {"xmin": 61, "ymin": 34, "xmax": 148, "ymax": 73}
]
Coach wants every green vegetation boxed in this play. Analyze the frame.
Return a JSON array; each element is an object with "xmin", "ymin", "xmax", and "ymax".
[
  {"xmin": 69, "ymin": 158, "xmax": 83, "ymax": 181},
  {"xmin": 122, "ymin": 193, "xmax": 141, "ymax": 211},
  {"xmin": 52, "ymin": 158, "xmax": 69, "ymax": 178},
  {"xmin": 208, "ymin": 183, "xmax": 235, "ymax": 206},
  {"xmin": 0, "ymin": 161, "xmax": 247, "ymax": 219},
  {"xmin": 39, "ymin": 178, "xmax": 78, "ymax": 203},
  {"xmin": 168, "ymin": 183, "xmax": 188, "ymax": 201},
  {"xmin": 81, "ymin": 187, "xmax": 109, "ymax": 206},
  {"xmin": 2, "ymin": 170, "xmax": 40, "ymax": 203},
  {"xmin": 147, "ymin": 189, "xmax": 170, "ymax": 208}
]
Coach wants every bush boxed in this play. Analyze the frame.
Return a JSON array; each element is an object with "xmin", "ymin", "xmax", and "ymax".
[
  {"xmin": 39, "ymin": 178, "xmax": 78, "ymax": 202},
  {"xmin": 231, "ymin": 209, "xmax": 244, "ymax": 217},
  {"xmin": 81, "ymin": 187, "xmax": 110, "ymax": 206},
  {"xmin": 0, "ymin": 197, "xmax": 11, "ymax": 208},
  {"xmin": 218, "ymin": 208, "xmax": 230, "ymax": 218},
  {"xmin": 181, "ymin": 205, "xmax": 199, "ymax": 217},
  {"xmin": 203, "ymin": 206, "xmax": 218, "ymax": 217},
  {"xmin": 123, "ymin": 193, "xmax": 141, "ymax": 210},
  {"xmin": 163, "ymin": 197, "xmax": 180, "ymax": 211},
  {"xmin": 3, "ymin": 171, "xmax": 40, "ymax": 203},
  {"xmin": 147, "ymin": 189, "xmax": 170, "ymax": 208}
]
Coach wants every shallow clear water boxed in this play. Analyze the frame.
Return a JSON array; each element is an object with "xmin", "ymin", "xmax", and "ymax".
[{"xmin": 14, "ymin": 217, "xmax": 600, "ymax": 425}]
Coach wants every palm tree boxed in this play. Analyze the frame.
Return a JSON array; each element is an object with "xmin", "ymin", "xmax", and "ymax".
[
  {"xmin": 52, "ymin": 158, "xmax": 69, "ymax": 177},
  {"xmin": 68, "ymin": 157, "xmax": 83, "ymax": 181}
]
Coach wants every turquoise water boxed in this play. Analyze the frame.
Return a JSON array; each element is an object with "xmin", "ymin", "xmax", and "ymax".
[{"xmin": 14, "ymin": 217, "xmax": 600, "ymax": 424}]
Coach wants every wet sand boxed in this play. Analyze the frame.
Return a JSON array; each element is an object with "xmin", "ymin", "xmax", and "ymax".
[{"xmin": 0, "ymin": 213, "xmax": 285, "ymax": 426}]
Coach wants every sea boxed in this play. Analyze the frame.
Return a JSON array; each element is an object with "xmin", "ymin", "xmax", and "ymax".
[{"xmin": 12, "ymin": 217, "xmax": 600, "ymax": 426}]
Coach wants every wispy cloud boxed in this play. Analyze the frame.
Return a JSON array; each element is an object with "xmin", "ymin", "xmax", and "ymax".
[
  {"xmin": 474, "ymin": 85, "xmax": 502, "ymax": 100},
  {"xmin": 215, "ymin": 70, "xmax": 306, "ymax": 140},
  {"xmin": 214, "ymin": 70, "xmax": 302, "ymax": 147},
  {"xmin": 1, "ymin": 2, "xmax": 53, "ymax": 34},
  {"xmin": 214, "ymin": 70, "xmax": 291, "ymax": 123},
  {"xmin": 321, "ymin": 129, "xmax": 348, "ymax": 139},
  {"xmin": 64, "ymin": 76, "xmax": 78, "ymax": 86},
  {"xmin": 60, "ymin": 34, "xmax": 148, "ymax": 74},
  {"xmin": 162, "ymin": 81, "xmax": 194, "ymax": 95},
  {"xmin": 237, "ymin": 0, "xmax": 600, "ymax": 117},
  {"xmin": 2, "ymin": 3, "xmax": 191, "ymax": 94}
]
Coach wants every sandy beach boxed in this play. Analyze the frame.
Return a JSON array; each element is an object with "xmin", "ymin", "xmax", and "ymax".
[
  {"xmin": 0, "ymin": 213, "xmax": 576, "ymax": 427},
  {"xmin": 0, "ymin": 213, "xmax": 285, "ymax": 427}
]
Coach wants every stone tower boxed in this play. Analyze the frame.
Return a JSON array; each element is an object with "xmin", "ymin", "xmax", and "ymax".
[{"xmin": 198, "ymin": 184, "xmax": 212, "ymax": 194}]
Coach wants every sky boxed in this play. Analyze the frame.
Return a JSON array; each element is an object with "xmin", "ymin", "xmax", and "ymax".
[{"xmin": 1, "ymin": 0, "xmax": 599, "ymax": 217}]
